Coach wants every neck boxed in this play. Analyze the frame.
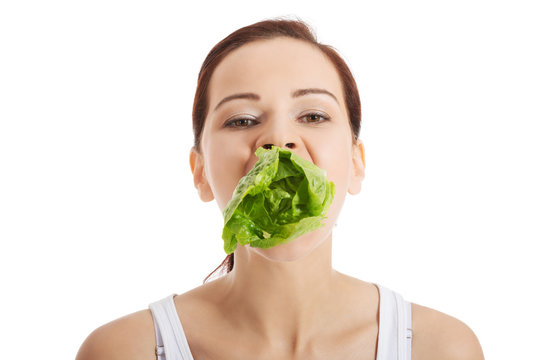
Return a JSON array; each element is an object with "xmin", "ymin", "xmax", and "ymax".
[{"xmin": 219, "ymin": 233, "xmax": 342, "ymax": 348}]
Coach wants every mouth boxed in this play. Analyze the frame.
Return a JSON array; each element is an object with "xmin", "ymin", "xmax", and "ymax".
[{"xmin": 221, "ymin": 146, "xmax": 335, "ymax": 254}]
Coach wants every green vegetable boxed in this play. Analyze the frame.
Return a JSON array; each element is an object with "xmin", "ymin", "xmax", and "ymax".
[{"xmin": 221, "ymin": 146, "xmax": 335, "ymax": 254}]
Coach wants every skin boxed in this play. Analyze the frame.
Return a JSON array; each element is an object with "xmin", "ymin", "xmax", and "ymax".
[{"xmin": 76, "ymin": 37, "xmax": 485, "ymax": 359}]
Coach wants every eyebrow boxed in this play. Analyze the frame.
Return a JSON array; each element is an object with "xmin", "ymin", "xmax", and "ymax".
[{"xmin": 213, "ymin": 88, "xmax": 339, "ymax": 111}]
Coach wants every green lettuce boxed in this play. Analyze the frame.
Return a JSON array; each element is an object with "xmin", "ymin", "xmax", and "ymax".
[{"xmin": 221, "ymin": 146, "xmax": 335, "ymax": 254}]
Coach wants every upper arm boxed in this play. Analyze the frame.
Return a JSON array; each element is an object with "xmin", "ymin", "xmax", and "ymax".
[
  {"xmin": 411, "ymin": 303, "xmax": 485, "ymax": 360},
  {"xmin": 76, "ymin": 309, "xmax": 156, "ymax": 360}
]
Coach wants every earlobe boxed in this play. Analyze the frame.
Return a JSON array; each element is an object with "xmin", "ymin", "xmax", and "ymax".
[
  {"xmin": 189, "ymin": 147, "xmax": 215, "ymax": 202},
  {"xmin": 348, "ymin": 139, "xmax": 366, "ymax": 195}
]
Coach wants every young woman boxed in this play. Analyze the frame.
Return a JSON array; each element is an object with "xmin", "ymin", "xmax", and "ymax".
[{"xmin": 76, "ymin": 18, "xmax": 484, "ymax": 360}]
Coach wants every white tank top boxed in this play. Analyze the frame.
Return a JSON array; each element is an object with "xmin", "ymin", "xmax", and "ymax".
[{"xmin": 149, "ymin": 283, "xmax": 412, "ymax": 360}]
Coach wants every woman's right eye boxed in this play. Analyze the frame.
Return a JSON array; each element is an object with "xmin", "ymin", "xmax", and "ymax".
[{"xmin": 224, "ymin": 118, "xmax": 258, "ymax": 128}]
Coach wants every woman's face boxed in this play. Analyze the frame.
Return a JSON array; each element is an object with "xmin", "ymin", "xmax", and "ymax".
[{"xmin": 191, "ymin": 37, "xmax": 365, "ymax": 261}]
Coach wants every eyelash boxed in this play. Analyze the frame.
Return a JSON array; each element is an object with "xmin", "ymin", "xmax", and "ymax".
[{"xmin": 224, "ymin": 112, "xmax": 330, "ymax": 128}]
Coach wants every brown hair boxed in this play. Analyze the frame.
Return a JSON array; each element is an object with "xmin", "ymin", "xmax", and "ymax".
[{"xmin": 192, "ymin": 17, "xmax": 362, "ymax": 283}]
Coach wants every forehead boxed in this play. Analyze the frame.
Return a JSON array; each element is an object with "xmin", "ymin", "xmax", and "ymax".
[{"xmin": 207, "ymin": 37, "xmax": 345, "ymax": 110}]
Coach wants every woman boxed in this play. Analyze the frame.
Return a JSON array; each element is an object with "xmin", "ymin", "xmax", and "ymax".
[{"xmin": 76, "ymin": 18, "xmax": 484, "ymax": 359}]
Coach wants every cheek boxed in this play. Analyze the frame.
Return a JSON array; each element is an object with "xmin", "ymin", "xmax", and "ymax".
[
  {"xmin": 316, "ymin": 140, "xmax": 352, "ymax": 188},
  {"xmin": 314, "ymin": 141, "xmax": 353, "ymax": 215},
  {"xmin": 203, "ymin": 134, "xmax": 252, "ymax": 211}
]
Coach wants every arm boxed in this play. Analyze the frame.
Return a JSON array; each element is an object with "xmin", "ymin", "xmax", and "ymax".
[
  {"xmin": 411, "ymin": 303, "xmax": 485, "ymax": 360},
  {"xmin": 76, "ymin": 310, "xmax": 156, "ymax": 360}
]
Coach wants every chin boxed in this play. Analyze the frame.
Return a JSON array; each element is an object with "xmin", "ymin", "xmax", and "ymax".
[{"xmin": 249, "ymin": 225, "xmax": 332, "ymax": 262}]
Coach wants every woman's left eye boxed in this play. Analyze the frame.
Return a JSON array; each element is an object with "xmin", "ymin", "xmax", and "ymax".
[{"xmin": 300, "ymin": 112, "xmax": 330, "ymax": 124}]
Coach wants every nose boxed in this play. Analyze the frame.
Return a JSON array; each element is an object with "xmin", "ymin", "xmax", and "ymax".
[
  {"xmin": 249, "ymin": 120, "xmax": 310, "ymax": 171},
  {"xmin": 262, "ymin": 142, "xmax": 295, "ymax": 150},
  {"xmin": 256, "ymin": 117, "xmax": 300, "ymax": 152}
]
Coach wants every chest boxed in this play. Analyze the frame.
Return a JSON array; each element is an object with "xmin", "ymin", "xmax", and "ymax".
[{"xmin": 186, "ymin": 321, "xmax": 380, "ymax": 360}]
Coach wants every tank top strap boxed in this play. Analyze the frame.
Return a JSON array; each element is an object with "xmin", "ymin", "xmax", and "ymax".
[
  {"xmin": 149, "ymin": 294, "xmax": 194, "ymax": 360},
  {"xmin": 375, "ymin": 284, "xmax": 413, "ymax": 360}
]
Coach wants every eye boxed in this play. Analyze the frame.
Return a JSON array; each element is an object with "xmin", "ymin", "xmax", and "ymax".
[
  {"xmin": 224, "ymin": 118, "xmax": 259, "ymax": 128},
  {"xmin": 300, "ymin": 112, "xmax": 330, "ymax": 124}
]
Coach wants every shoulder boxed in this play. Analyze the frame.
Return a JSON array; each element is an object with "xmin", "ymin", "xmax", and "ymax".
[
  {"xmin": 411, "ymin": 303, "xmax": 484, "ymax": 360},
  {"xmin": 75, "ymin": 309, "xmax": 156, "ymax": 360}
]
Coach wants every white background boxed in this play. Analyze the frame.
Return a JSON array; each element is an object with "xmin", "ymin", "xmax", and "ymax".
[{"xmin": 1, "ymin": 0, "xmax": 537, "ymax": 358}]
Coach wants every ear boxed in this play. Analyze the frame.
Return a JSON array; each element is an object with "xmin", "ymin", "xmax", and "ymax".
[
  {"xmin": 348, "ymin": 139, "xmax": 366, "ymax": 195},
  {"xmin": 189, "ymin": 147, "xmax": 215, "ymax": 202}
]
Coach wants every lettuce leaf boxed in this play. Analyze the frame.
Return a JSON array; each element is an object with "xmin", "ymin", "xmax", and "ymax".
[{"xmin": 221, "ymin": 146, "xmax": 335, "ymax": 254}]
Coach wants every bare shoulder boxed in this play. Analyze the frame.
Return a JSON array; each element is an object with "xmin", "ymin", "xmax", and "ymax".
[
  {"xmin": 411, "ymin": 303, "xmax": 484, "ymax": 360},
  {"xmin": 75, "ymin": 309, "xmax": 156, "ymax": 360}
]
